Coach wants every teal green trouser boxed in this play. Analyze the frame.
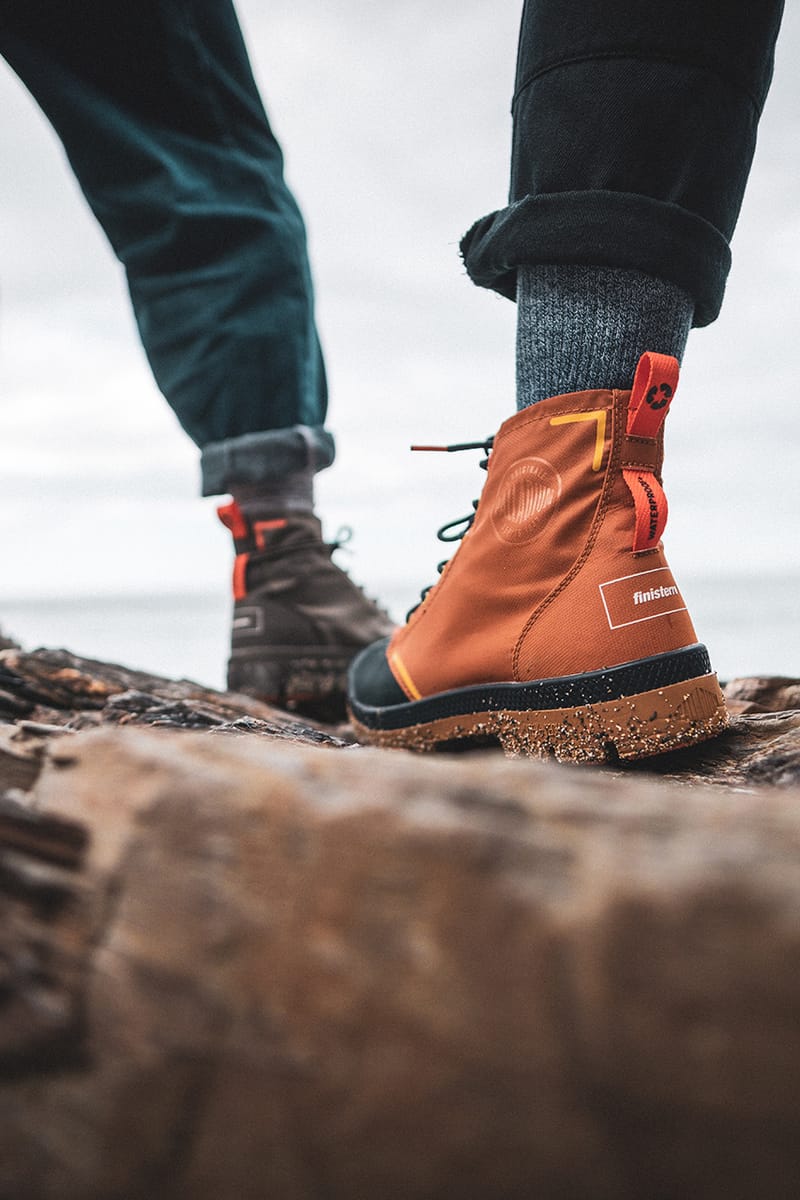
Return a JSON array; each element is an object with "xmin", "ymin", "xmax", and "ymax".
[{"xmin": 0, "ymin": 1, "xmax": 334, "ymax": 494}]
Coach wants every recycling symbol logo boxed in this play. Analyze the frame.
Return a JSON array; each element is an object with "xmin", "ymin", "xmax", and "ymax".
[{"xmin": 645, "ymin": 382, "xmax": 673, "ymax": 410}]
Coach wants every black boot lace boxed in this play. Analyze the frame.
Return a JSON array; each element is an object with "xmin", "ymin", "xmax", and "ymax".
[{"xmin": 407, "ymin": 436, "xmax": 494, "ymax": 619}]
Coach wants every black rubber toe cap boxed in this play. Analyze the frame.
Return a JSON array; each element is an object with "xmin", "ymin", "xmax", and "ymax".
[{"xmin": 347, "ymin": 637, "xmax": 407, "ymax": 710}]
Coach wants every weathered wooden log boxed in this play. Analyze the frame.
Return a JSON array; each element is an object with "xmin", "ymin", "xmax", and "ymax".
[{"xmin": 3, "ymin": 724, "xmax": 800, "ymax": 1199}]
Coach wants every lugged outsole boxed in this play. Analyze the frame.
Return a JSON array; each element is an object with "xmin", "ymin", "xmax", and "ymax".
[
  {"xmin": 229, "ymin": 647, "xmax": 357, "ymax": 720},
  {"xmin": 349, "ymin": 672, "xmax": 729, "ymax": 762}
]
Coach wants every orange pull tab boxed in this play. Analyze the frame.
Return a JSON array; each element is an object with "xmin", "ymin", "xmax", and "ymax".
[
  {"xmin": 217, "ymin": 499, "xmax": 249, "ymax": 540},
  {"xmin": 232, "ymin": 552, "xmax": 249, "ymax": 600},
  {"xmin": 623, "ymin": 470, "xmax": 668, "ymax": 552},
  {"xmin": 623, "ymin": 351, "xmax": 678, "ymax": 551},
  {"xmin": 627, "ymin": 351, "xmax": 679, "ymax": 437}
]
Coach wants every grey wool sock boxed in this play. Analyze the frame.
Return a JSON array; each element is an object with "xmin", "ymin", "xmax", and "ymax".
[
  {"xmin": 231, "ymin": 467, "xmax": 314, "ymax": 517},
  {"xmin": 515, "ymin": 265, "xmax": 695, "ymax": 409}
]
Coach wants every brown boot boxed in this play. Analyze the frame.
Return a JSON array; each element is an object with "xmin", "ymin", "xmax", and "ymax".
[
  {"xmin": 348, "ymin": 351, "xmax": 728, "ymax": 761},
  {"xmin": 218, "ymin": 503, "xmax": 394, "ymax": 720}
]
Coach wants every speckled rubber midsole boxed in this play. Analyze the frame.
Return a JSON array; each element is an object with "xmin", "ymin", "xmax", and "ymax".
[
  {"xmin": 349, "ymin": 652, "xmax": 729, "ymax": 762},
  {"xmin": 350, "ymin": 673, "xmax": 728, "ymax": 762}
]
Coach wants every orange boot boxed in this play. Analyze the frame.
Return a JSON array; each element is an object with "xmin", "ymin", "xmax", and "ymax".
[{"xmin": 347, "ymin": 351, "xmax": 728, "ymax": 761}]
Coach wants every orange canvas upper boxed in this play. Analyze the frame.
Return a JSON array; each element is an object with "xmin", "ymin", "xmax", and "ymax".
[{"xmin": 387, "ymin": 353, "xmax": 697, "ymax": 700}]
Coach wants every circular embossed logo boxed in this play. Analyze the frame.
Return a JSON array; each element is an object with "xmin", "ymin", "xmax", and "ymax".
[{"xmin": 491, "ymin": 457, "xmax": 562, "ymax": 544}]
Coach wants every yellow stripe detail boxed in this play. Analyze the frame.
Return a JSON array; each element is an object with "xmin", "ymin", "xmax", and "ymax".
[
  {"xmin": 389, "ymin": 650, "xmax": 422, "ymax": 701},
  {"xmin": 550, "ymin": 410, "xmax": 607, "ymax": 472}
]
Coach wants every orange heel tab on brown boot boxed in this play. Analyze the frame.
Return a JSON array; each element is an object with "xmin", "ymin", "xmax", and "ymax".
[
  {"xmin": 623, "ymin": 352, "xmax": 679, "ymax": 552},
  {"xmin": 217, "ymin": 499, "xmax": 249, "ymax": 540},
  {"xmin": 218, "ymin": 501, "xmax": 252, "ymax": 599},
  {"xmin": 232, "ymin": 553, "xmax": 250, "ymax": 601}
]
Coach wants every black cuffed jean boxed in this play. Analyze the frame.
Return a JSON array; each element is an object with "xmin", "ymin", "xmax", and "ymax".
[
  {"xmin": 0, "ymin": 1, "xmax": 334, "ymax": 495},
  {"xmin": 462, "ymin": 0, "xmax": 785, "ymax": 326}
]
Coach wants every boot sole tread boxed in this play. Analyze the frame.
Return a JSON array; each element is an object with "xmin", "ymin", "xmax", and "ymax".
[{"xmin": 348, "ymin": 645, "xmax": 729, "ymax": 762}]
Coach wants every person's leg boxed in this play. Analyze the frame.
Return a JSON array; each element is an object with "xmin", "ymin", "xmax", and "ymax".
[
  {"xmin": 0, "ymin": 0, "xmax": 332, "ymax": 480},
  {"xmin": 465, "ymin": 0, "xmax": 785, "ymax": 324},
  {"xmin": 0, "ymin": 0, "xmax": 392, "ymax": 715},
  {"xmin": 502, "ymin": 0, "xmax": 784, "ymax": 411},
  {"xmin": 348, "ymin": 0, "xmax": 784, "ymax": 759}
]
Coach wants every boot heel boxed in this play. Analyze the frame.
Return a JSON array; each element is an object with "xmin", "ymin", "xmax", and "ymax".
[
  {"xmin": 229, "ymin": 648, "xmax": 357, "ymax": 719},
  {"xmin": 497, "ymin": 673, "xmax": 729, "ymax": 762}
]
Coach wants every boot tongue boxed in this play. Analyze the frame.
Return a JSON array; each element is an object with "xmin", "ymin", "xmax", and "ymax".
[{"xmin": 623, "ymin": 351, "xmax": 680, "ymax": 552}]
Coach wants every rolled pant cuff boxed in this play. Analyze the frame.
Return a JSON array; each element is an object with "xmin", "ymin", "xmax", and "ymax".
[
  {"xmin": 460, "ymin": 190, "xmax": 732, "ymax": 328},
  {"xmin": 200, "ymin": 425, "xmax": 336, "ymax": 496}
]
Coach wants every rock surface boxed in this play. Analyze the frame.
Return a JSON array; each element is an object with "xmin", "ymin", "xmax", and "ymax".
[
  {"xmin": 1, "ymin": 644, "xmax": 800, "ymax": 1198},
  {"xmin": 1, "ymin": 644, "xmax": 799, "ymax": 788}
]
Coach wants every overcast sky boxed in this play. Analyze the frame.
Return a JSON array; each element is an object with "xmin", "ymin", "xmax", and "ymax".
[{"xmin": 0, "ymin": 2, "xmax": 798, "ymax": 670}]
